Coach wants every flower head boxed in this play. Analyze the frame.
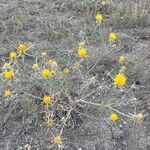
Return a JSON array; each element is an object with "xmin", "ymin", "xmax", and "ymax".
[
  {"xmin": 114, "ymin": 73, "xmax": 127, "ymax": 87},
  {"xmin": 121, "ymin": 66, "xmax": 126, "ymax": 71},
  {"xmin": 43, "ymin": 95, "xmax": 52, "ymax": 105},
  {"xmin": 63, "ymin": 67, "xmax": 70, "ymax": 75},
  {"xmin": 10, "ymin": 51, "xmax": 17, "ymax": 60},
  {"xmin": 108, "ymin": 32, "xmax": 118, "ymax": 41},
  {"xmin": 28, "ymin": 42, "xmax": 33, "ymax": 46},
  {"xmin": 47, "ymin": 118, "xmax": 54, "ymax": 126},
  {"xmin": 3, "ymin": 63, "xmax": 10, "ymax": 70},
  {"xmin": 3, "ymin": 70, "xmax": 14, "ymax": 79},
  {"xmin": 119, "ymin": 55, "xmax": 125, "ymax": 63},
  {"xmin": 32, "ymin": 64, "xmax": 39, "ymax": 70},
  {"xmin": 18, "ymin": 44, "xmax": 27, "ymax": 53},
  {"xmin": 4, "ymin": 90, "xmax": 11, "ymax": 97},
  {"xmin": 53, "ymin": 136, "xmax": 62, "ymax": 144},
  {"xmin": 109, "ymin": 113, "xmax": 119, "ymax": 121},
  {"xmin": 95, "ymin": 13, "xmax": 103, "ymax": 22},
  {"xmin": 48, "ymin": 59, "xmax": 58, "ymax": 71},
  {"xmin": 77, "ymin": 42, "xmax": 88, "ymax": 58},
  {"xmin": 133, "ymin": 113, "xmax": 144, "ymax": 120},
  {"xmin": 42, "ymin": 69, "xmax": 55, "ymax": 78},
  {"xmin": 78, "ymin": 48, "xmax": 88, "ymax": 58}
]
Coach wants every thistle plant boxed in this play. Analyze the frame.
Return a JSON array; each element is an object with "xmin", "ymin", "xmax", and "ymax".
[{"xmin": 0, "ymin": 11, "xmax": 145, "ymax": 149}]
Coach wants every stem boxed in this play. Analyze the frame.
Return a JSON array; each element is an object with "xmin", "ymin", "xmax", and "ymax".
[
  {"xmin": 86, "ymin": 47, "xmax": 112, "ymax": 75},
  {"xmin": 59, "ymin": 108, "xmax": 73, "ymax": 136},
  {"xmin": 22, "ymin": 91, "xmax": 43, "ymax": 100},
  {"xmin": 79, "ymin": 99, "xmax": 134, "ymax": 119}
]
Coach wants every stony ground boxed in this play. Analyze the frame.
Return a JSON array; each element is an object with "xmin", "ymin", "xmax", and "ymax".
[{"xmin": 0, "ymin": 0, "xmax": 150, "ymax": 150}]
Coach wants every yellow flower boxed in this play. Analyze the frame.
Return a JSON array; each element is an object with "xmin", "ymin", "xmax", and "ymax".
[
  {"xmin": 18, "ymin": 44, "xmax": 27, "ymax": 53},
  {"xmin": 63, "ymin": 67, "xmax": 70, "ymax": 75},
  {"xmin": 78, "ymin": 48, "xmax": 88, "ymax": 57},
  {"xmin": 10, "ymin": 51, "xmax": 17, "ymax": 60},
  {"xmin": 108, "ymin": 32, "xmax": 118, "ymax": 41},
  {"xmin": 109, "ymin": 113, "xmax": 119, "ymax": 121},
  {"xmin": 43, "ymin": 95, "xmax": 52, "ymax": 105},
  {"xmin": 3, "ymin": 70, "xmax": 14, "ymax": 79},
  {"xmin": 77, "ymin": 42, "xmax": 88, "ymax": 57},
  {"xmin": 119, "ymin": 55, "xmax": 125, "ymax": 63},
  {"xmin": 53, "ymin": 136, "xmax": 62, "ymax": 144},
  {"xmin": 47, "ymin": 118, "xmax": 54, "ymax": 126},
  {"xmin": 4, "ymin": 90, "xmax": 11, "ymax": 97},
  {"xmin": 32, "ymin": 64, "xmax": 39, "ymax": 70},
  {"xmin": 114, "ymin": 73, "xmax": 127, "ymax": 87},
  {"xmin": 42, "ymin": 69, "xmax": 55, "ymax": 78},
  {"xmin": 95, "ymin": 13, "xmax": 103, "ymax": 22}
]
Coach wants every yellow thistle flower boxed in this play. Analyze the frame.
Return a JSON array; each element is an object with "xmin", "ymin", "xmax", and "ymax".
[
  {"xmin": 4, "ymin": 90, "xmax": 11, "ymax": 97},
  {"xmin": 42, "ymin": 69, "xmax": 55, "ymax": 78},
  {"xmin": 10, "ymin": 51, "xmax": 17, "ymax": 60},
  {"xmin": 18, "ymin": 44, "xmax": 27, "ymax": 53},
  {"xmin": 78, "ymin": 48, "xmax": 88, "ymax": 58},
  {"xmin": 47, "ymin": 118, "xmax": 54, "ymax": 126},
  {"xmin": 119, "ymin": 55, "xmax": 125, "ymax": 63},
  {"xmin": 77, "ymin": 42, "xmax": 88, "ymax": 57},
  {"xmin": 109, "ymin": 113, "xmax": 119, "ymax": 121},
  {"xmin": 108, "ymin": 32, "xmax": 118, "ymax": 41},
  {"xmin": 43, "ymin": 95, "xmax": 52, "ymax": 105},
  {"xmin": 63, "ymin": 67, "xmax": 70, "ymax": 75},
  {"xmin": 114, "ymin": 73, "xmax": 127, "ymax": 87},
  {"xmin": 95, "ymin": 13, "xmax": 103, "ymax": 22},
  {"xmin": 53, "ymin": 136, "xmax": 62, "ymax": 144},
  {"xmin": 32, "ymin": 64, "xmax": 39, "ymax": 70},
  {"xmin": 3, "ymin": 70, "xmax": 14, "ymax": 79}
]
